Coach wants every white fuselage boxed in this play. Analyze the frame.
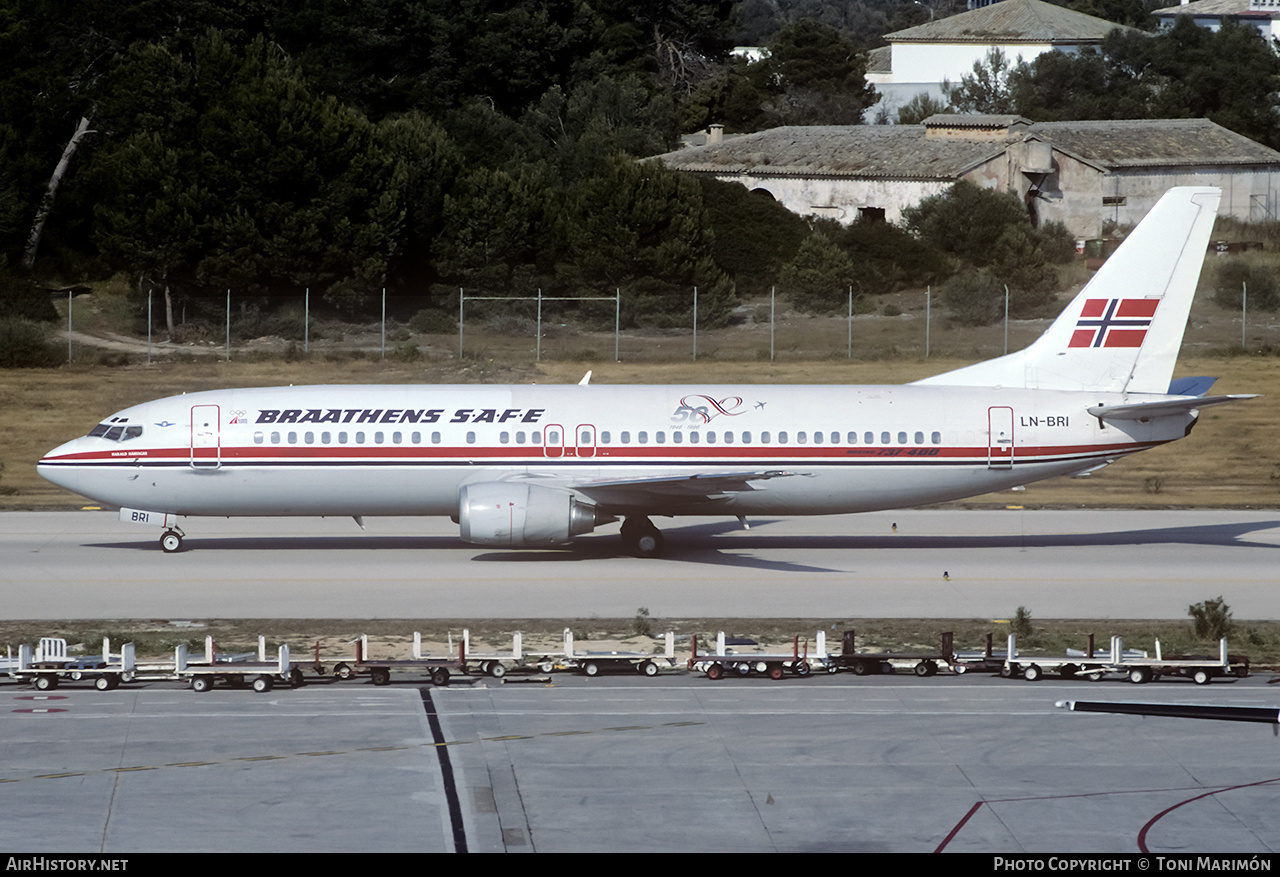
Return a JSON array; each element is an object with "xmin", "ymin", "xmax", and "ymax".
[{"xmin": 37, "ymin": 382, "xmax": 1190, "ymax": 519}]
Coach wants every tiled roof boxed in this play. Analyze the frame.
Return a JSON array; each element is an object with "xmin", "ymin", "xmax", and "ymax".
[
  {"xmin": 886, "ymin": 0, "xmax": 1137, "ymax": 43},
  {"xmin": 655, "ymin": 118, "xmax": 1280, "ymax": 181}
]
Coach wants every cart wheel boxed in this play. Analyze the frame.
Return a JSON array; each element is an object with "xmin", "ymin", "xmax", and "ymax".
[
  {"xmin": 431, "ymin": 667, "xmax": 450, "ymax": 686},
  {"xmin": 914, "ymin": 661, "xmax": 931, "ymax": 678},
  {"xmin": 489, "ymin": 662, "xmax": 506, "ymax": 678},
  {"xmin": 851, "ymin": 660, "xmax": 870, "ymax": 676},
  {"xmin": 706, "ymin": 663, "xmax": 723, "ymax": 680},
  {"xmin": 334, "ymin": 663, "xmax": 353, "ymax": 680},
  {"xmin": 1023, "ymin": 664, "xmax": 1042, "ymax": 682},
  {"xmin": 94, "ymin": 675, "xmax": 117, "ymax": 691},
  {"xmin": 1087, "ymin": 670, "xmax": 1105, "ymax": 682},
  {"xmin": 370, "ymin": 668, "xmax": 391, "ymax": 686},
  {"xmin": 34, "ymin": 674, "xmax": 57, "ymax": 691},
  {"xmin": 1128, "ymin": 667, "xmax": 1151, "ymax": 684},
  {"xmin": 639, "ymin": 661, "xmax": 658, "ymax": 677},
  {"xmin": 768, "ymin": 664, "xmax": 784, "ymax": 680},
  {"xmin": 290, "ymin": 668, "xmax": 305, "ymax": 687},
  {"xmin": 795, "ymin": 662, "xmax": 811, "ymax": 677},
  {"xmin": 251, "ymin": 675, "xmax": 274, "ymax": 693},
  {"xmin": 191, "ymin": 676, "xmax": 213, "ymax": 693},
  {"xmin": 1058, "ymin": 663, "xmax": 1078, "ymax": 679},
  {"xmin": 736, "ymin": 663, "xmax": 750, "ymax": 676},
  {"xmin": 1193, "ymin": 669, "xmax": 1212, "ymax": 685},
  {"xmin": 537, "ymin": 660, "xmax": 555, "ymax": 674},
  {"xmin": 583, "ymin": 662, "xmax": 600, "ymax": 677},
  {"xmin": 1000, "ymin": 663, "xmax": 1018, "ymax": 679}
]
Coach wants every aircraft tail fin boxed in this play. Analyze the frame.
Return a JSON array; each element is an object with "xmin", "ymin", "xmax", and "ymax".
[{"xmin": 914, "ymin": 187, "xmax": 1221, "ymax": 393}]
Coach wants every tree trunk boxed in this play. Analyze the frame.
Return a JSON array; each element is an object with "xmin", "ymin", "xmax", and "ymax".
[
  {"xmin": 23, "ymin": 113, "xmax": 95, "ymax": 271},
  {"xmin": 164, "ymin": 285, "xmax": 175, "ymax": 336}
]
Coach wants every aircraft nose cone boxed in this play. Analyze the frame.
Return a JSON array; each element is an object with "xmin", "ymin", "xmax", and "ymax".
[{"xmin": 37, "ymin": 439, "xmax": 83, "ymax": 492}]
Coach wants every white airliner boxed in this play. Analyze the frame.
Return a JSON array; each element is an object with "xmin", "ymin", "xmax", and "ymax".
[{"xmin": 39, "ymin": 187, "xmax": 1252, "ymax": 556}]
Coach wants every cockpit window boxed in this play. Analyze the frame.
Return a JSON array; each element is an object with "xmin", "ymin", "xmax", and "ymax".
[{"xmin": 88, "ymin": 421, "xmax": 143, "ymax": 442}]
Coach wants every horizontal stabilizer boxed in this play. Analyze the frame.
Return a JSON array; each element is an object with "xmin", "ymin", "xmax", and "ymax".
[{"xmin": 1087, "ymin": 394, "xmax": 1256, "ymax": 422}]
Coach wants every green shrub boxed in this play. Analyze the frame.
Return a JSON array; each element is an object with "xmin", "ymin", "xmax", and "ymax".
[
  {"xmin": 1188, "ymin": 596, "xmax": 1233, "ymax": 640},
  {"xmin": 0, "ymin": 317, "xmax": 62, "ymax": 367}
]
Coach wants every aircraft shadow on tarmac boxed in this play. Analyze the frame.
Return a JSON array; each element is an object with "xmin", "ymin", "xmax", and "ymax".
[{"xmin": 84, "ymin": 518, "xmax": 1280, "ymax": 575}]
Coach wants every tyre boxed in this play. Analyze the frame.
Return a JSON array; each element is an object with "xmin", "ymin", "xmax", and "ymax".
[
  {"xmin": 370, "ymin": 668, "xmax": 391, "ymax": 686},
  {"xmin": 851, "ymin": 660, "xmax": 870, "ymax": 676},
  {"xmin": 583, "ymin": 662, "xmax": 600, "ymax": 677},
  {"xmin": 1023, "ymin": 664, "xmax": 1041, "ymax": 682},
  {"xmin": 706, "ymin": 663, "xmax": 723, "ymax": 680},
  {"xmin": 94, "ymin": 675, "xmax": 116, "ymax": 691},
  {"xmin": 160, "ymin": 531, "xmax": 183, "ymax": 553},
  {"xmin": 34, "ymin": 675, "xmax": 57, "ymax": 691},
  {"xmin": 1193, "ymin": 669, "xmax": 1211, "ymax": 685},
  {"xmin": 639, "ymin": 661, "xmax": 658, "ymax": 677},
  {"xmin": 914, "ymin": 661, "xmax": 931, "ymax": 678},
  {"xmin": 768, "ymin": 664, "xmax": 784, "ymax": 680},
  {"xmin": 431, "ymin": 668, "xmax": 450, "ymax": 686},
  {"xmin": 191, "ymin": 676, "xmax": 213, "ymax": 693},
  {"xmin": 489, "ymin": 662, "xmax": 506, "ymax": 679},
  {"xmin": 251, "ymin": 675, "xmax": 273, "ymax": 693},
  {"xmin": 1128, "ymin": 667, "xmax": 1151, "ymax": 684},
  {"xmin": 334, "ymin": 663, "xmax": 353, "ymax": 680},
  {"xmin": 537, "ymin": 660, "xmax": 555, "ymax": 674},
  {"xmin": 795, "ymin": 662, "xmax": 811, "ymax": 677}
]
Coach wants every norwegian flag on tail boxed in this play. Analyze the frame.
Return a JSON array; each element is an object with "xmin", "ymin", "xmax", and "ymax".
[{"xmin": 1068, "ymin": 298, "xmax": 1159, "ymax": 348}]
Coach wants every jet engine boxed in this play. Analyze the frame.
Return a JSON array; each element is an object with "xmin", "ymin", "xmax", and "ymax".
[{"xmin": 457, "ymin": 482, "xmax": 614, "ymax": 546}]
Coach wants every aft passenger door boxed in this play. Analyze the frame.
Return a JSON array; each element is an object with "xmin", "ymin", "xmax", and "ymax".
[
  {"xmin": 190, "ymin": 405, "xmax": 221, "ymax": 469},
  {"xmin": 987, "ymin": 406, "xmax": 1014, "ymax": 469}
]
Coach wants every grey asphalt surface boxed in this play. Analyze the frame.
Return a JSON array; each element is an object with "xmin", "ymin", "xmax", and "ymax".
[
  {"xmin": 2, "ymin": 508, "xmax": 1278, "ymax": 618},
  {"xmin": 2, "ymin": 507, "xmax": 1279, "ymax": 854}
]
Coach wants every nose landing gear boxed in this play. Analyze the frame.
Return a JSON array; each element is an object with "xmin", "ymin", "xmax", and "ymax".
[{"xmin": 160, "ymin": 528, "xmax": 185, "ymax": 553}]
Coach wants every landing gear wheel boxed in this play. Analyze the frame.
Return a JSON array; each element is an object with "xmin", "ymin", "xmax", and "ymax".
[
  {"xmin": 160, "ymin": 530, "xmax": 183, "ymax": 553},
  {"xmin": 622, "ymin": 517, "xmax": 665, "ymax": 558}
]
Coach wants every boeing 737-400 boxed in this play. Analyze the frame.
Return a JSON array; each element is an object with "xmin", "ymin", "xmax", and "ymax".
[{"xmin": 38, "ymin": 187, "xmax": 1253, "ymax": 556}]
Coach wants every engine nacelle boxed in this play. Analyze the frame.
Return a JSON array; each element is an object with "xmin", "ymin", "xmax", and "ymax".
[{"xmin": 458, "ymin": 482, "xmax": 613, "ymax": 546}]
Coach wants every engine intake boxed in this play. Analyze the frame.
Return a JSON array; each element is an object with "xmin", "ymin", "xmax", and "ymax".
[{"xmin": 458, "ymin": 483, "xmax": 613, "ymax": 546}]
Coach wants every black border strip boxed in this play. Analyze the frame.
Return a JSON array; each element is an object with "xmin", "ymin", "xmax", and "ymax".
[{"xmin": 419, "ymin": 688, "xmax": 468, "ymax": 853}]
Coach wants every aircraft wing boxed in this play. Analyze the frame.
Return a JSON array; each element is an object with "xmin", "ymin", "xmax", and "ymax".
[
  {"xmin": 571, "ymin": 470, "xmax": 796, "ymax": 509},
  {"xmin": 1087, "ymin": 394, "xmax": 1257, "ymax": 422}
]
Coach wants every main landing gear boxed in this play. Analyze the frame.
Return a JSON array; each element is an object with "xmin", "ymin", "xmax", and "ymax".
[
  {"xmin": 160, "ymin": 527, "xmax": 185, "ymax": 553},
  {"xmin": 620, "ymin": 517, "xmax": 664, "ymax": 558}
]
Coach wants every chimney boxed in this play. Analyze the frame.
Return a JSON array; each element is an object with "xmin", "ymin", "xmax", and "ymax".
[{"xmin": 708, "ymin": 124, "xmax": 724, "ymax": 145}]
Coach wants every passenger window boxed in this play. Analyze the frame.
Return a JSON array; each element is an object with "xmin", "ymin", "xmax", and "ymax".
[
  {"xmin": 356, "ymin": 432, "xmax": 365, "ymax": 444},
  {"xmin": 500, "ymin": 431, "xmax": 510, "ymax": 443},
  {"xmin": 897, "ymin": 431, "xmax": 907, "ymax": 444},
  {"xmin": 466, "ymin": 431, "xmax": 476, "ymax": 444},
  {"xmin": 532, "ymin": 431, "xmax": 541, "ymax": 443},
  {"xmin": 411, "ymin": 431, "xmax": 421, "ymax": 444},
  {"xmin": 639, "ymin": 431, "xmax": 648, "ymax": 444},
  {"xmin": 914, "ymin": 431, "xmax": 924, "ymax": 445},
  {"xmin": 742, "ymin": 431, "xmax": 751, "ymax": 443},
  {"xmin": 932, "ymin": 432, "xmax": 942, "ymax": 445},
  {"xmin": 321, "ymin": 431, "xmax": 331, "ymax": 444},
  {"xmin": 798, "ymin": 432, "xmax": 807, "ymax": 444},
  {"xmin": 374, "ymin": 432, "xmax": 384, "ymax": 444},
  {"xmin": 865, "ymin": 432, "xmax": 874, "ymax": 444},
  {"xmin": 761, "ymin": 431, "xmax": 770, "ymax": 444},
  {"xmin": 254, "ymin": 432, "xmax": 264, "ymax": 445},
  {"xmin": 724, "ymin": 432, "xmax": 733, "ymax": 444},
  {"xmin": 338, "ymin": 432, "xmax": 348, "ymax": 444},
  {"xmin": 707, "ymin": 432, "xmax": 715, "ymax": 444},
  {"xmin": 688, "ymin": 432, "xmax": 698, "ymax": 444},
  {"xmin": 779, "ymin": 431, "xmax": 788, "ymax": 443},
  {"xmin": 656, "ymin": 432, "xmax": 665, "ymax": 443},
  {"xmin": 601, "ymin": 431, "xmax": 611, "ymax": 444},
  {"xmin": 271, "ymin": 432, "xmax": 281, "ymax": 444},
  {"xmin": 621, "ymin": 431, "xmax": 630, "ymax": 444},
  {"xmin": 288, "ymin": 431, "xmax": 298, "ymax": 444},
  {"xmin": 848, "ymin": 432, "xmax": 857, "ymax": 444},
  {"xmin": 516, "ymin": 431, "xmax": 526, "ymax": 444},
  {"xmin": 431, "ymin": 432, "xmax": 441, "ymax": 444},
  {"xmin": 305, "ymin": 432, "xmax": 315, "ymax": 444},
  {"xmin": 673, "ymin": 432, "xmax": 683, "ymax": 444},
  {"xmin": 880, "ymin": 431, "xmax": 890, "ymax": 444}
]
